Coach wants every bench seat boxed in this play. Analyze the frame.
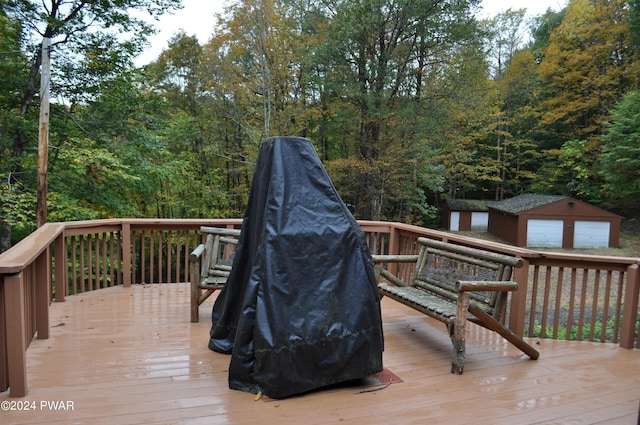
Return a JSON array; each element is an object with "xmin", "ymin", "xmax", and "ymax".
[{"xmin": 379, "ymin": 284, "xmax": 493, "ymax": 322}]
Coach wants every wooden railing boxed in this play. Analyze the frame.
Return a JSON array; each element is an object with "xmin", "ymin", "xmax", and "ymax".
[
  {"xmin": 380, "ymin": 223, "xmax": 640, "ymax": 349},
  {"xmin": 1, "ymin": 219, "xmax": 638, "ymax": 397}
]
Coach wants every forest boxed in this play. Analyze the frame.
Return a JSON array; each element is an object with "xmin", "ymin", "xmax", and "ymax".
[{"xmin": 1, "ymin": 0, "xmax": 640, "ymax": 249}]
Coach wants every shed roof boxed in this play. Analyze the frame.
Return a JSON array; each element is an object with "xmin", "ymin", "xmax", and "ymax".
[
  {"xmin": 489, "ymin": 194, "xmax": 568, "ymax": 215},
  {"xmin": 445, "ymin": 199, "xmax": 497, "ymax": 211}
]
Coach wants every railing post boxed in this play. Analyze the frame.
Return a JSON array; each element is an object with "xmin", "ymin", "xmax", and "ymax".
[
  {"xmin": 508, "ymin": 258, "xmax": 530, "ymax": 337},
  {"xmin": 5, "ymin": 273, "xmax": 27, "ymax": 397},
  {"xmin": 122, "ymin": 223, "xmax": 132, "ymax": 287},
  {"xmin": 387, "ymin": 225, "xmax": 400, "ymax": 275},
  {"xmin": 620, "ymin": 264, "xmax": 639, "ymax": 349},
  {"xmin": 54, "ymin": 231, "xmax": 66, "ymax": 302},
  {"xmin": 35, "ymin": 249, "xmax": 50, "ymax": 339},
  {"xmin": 0, "ymin": 277, "xmax": 6, "ymax": 392}
]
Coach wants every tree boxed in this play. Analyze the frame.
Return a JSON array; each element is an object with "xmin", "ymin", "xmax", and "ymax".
[
  {"xmin": 433, "ymin": 42, "xmax": 495, "ymax": 202},
  {"xmin": 0, "ymin": 0, "xmax": 181, "ymax": 248},
  {"xmin": 5, "ymin": 0, "xmax": 180, "ymax": 170},
  {"xmin": 528, "ymin": 0, "xmax": 640, "ymax": 205},
  {"xmin": 630, "ymin": 0, "xmax": 640, "ymax": 46},
  {"xmin": 480, "ymin": 9, "xmax": 531, "ymax": 200},
  {"xmin": 0, "ymin": 7, "xmax": 33, "ymax": 248},
  {"xmin": 529, "ymin": 7, "xmax": 566, "ymax": 63},
  {"xmin": 536, "ymin": 0, "xmax": 639, "ymax": 149},
  {"xmin": 203, "ymin": 0, "xmax": 303, "ymax": 142},
  {"xmin": 310, "ymin": 0, "xmax": 482, "ymax": 220},
  {"xmin": 600, "ymin": 90, "xmax": 640, "ymax": 215},
  {"xmin": 483, "ymin": 8, "xmax": 527, "ymax": 80}
]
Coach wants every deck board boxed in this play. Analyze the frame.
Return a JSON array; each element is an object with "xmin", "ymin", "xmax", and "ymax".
[{"xmin": 1, "ymin": 282, "xmax": 638, "ymax": 425}]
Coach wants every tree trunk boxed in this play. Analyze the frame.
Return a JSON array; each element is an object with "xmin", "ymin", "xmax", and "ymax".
[{"xmin": 0, "ymin": 223, "xmax": 11, "ymax": 253}]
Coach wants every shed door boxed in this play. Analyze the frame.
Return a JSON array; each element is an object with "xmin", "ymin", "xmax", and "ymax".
[
  {"xmin": 574, "ymin": 221, "xmax": 610, "ymax": 248},
  {"xmin": 450, "ymin": 211, "xmax": 460, "ymax": 231},
  {"xmin": 527, "ymin": 219, "xmax": 563, "ymax": 248},
  {"xmin": 470, "ymin": 212, "xmax": 489, "ymax": 230}
]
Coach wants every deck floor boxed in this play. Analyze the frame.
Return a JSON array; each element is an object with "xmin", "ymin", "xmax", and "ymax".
[{"xmin": 2, "ymin": 282, "xmax": 639, "ymax": 425}]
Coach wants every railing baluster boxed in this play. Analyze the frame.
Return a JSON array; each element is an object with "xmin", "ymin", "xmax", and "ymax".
[
  {"xmin": 577, "ymin": 269, "xmax": 588, "ymax": 341},
  {"xmin": 528, "ymin": 265, "xmax": 540, "ymax": 337},
  {"xmin": 566, "ymin": 268, "xmax": 577, "ymax": 341},
  {"xmin": 613, "ymin": 271, "xmax": 624, "ymax": 344},
  {"xmin": 601, "ymin": 270, "xmax": 612, "ymax": 343},
  {"xmin": 80, "ymin": 236, "xmax": 86, "ymax": 293},
  {"xmin": 588, "ymin": 269, "xmax": 601, "ymax": 341},
  {"xmin": 71, "ymin": 236, "xmax": 78, "ymax": 295},
  {"xmin": 93, "ymin": 234, "xmax": 99, "ymax": 290},
  {"xmin": 553, "ymin": 268, "xmax": 564, "ymax": 339},
  {"xmin": 157, "ymin": 231, "xmax": 163, "ymax": 284},
  {"xmin": 541, "ymin": 266, "xmax": 552, "ymax": 339}
]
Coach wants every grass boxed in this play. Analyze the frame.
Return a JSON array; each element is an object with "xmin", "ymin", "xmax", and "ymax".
[{"xmin": 527, "ymin": 315, "xmax": 621, "ymax": 342}]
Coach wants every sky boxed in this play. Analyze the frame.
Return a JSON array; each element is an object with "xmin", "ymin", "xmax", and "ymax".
[{"xmin": 135, "ymin": 0, "xmax": 567, "ymax": 65}]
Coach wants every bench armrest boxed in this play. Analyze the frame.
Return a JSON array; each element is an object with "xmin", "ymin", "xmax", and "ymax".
[
  {"xmin": 455, "ymin": 280, "xmax": 518, "ymax": 292},
  {"xmin": 371, "ymin": 254, "xmax": 418, "ymax": 288},
  {"xmin": 371, "ymin": 254, "xmax": 419, "ymax": 263},
  {"xmin": 189, "ymin": 244, "xmax": 206, "ymax": 262}
]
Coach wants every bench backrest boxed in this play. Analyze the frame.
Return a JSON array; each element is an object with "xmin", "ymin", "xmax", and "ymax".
[
  {"xmin": 412, "ymin": 237, "xmax": 523, "ymax": 318},
  {"xmin": 199, "ymin": 227, "xmax": 241, "ymax": 281}
]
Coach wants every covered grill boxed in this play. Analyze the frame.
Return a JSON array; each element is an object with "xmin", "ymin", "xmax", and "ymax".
[{"xmin": 208, "ymin": 136, "xmax": 384, "ymax": 399}]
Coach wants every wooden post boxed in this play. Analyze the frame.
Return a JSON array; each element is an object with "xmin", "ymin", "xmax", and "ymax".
[
  {"xmin": 54, "ymin": 232, "xmax": 66, "ymax": 302},
  {"xmin": 620, "ymin": 264, "xmax": 639, "ymax": 349},
  {"xmin": 121, "ymin": 223, "xmax": 132, "ymax": 287},
  {"xmin": 509, "ymin": 258, "xmax": 530, "ymax": 337},
  {"xmin": 35, "ymin": 248, "xmax": 50, "ymax": 339},
  {"xmin": 37, "ymin": 38, "xmax": 51, "ymax": 228},
  {"xmin": 5, "ymin": 273, "xmax": 28, "ymax": 397},
  {"xmin": 387, "ymin": 225, "xmax": 400, "ymax": 276}
]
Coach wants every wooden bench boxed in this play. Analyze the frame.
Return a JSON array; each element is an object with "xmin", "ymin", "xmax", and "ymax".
[
  {"xmin": 189, "ymin": 226, "xmax": 241, "ymax": 322},
  {"xmin": 372, "ymin": 237, "xmax": 539, "ymax": 374}
]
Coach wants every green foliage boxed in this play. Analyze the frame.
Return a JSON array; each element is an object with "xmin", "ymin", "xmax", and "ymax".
[
  {"xmin": 50, "ymin": 140, "xmax": 142, "ymax": 218},
  {"xmin": 535, "ymin": 0, "xmax": 639, "ymax": 149},
  {"xmin": 559, "ymin": 139, "xmax": 603, "ymax": 201},
  {"xmin": 309, "ymin": 0, "xmax": 483, "ymax": 219},
  {"xmin": 528, "ymin": 315, "xmax": 620, "ymax": 343},
  {"xmin": 529, "ymin": 8, "xmax": 566, "ymax": 62},
  {"xmin": 599, "ymin": 90, "xmax": 640, "ymax": 215},
  {"xmin": 630, "ymin": 0, "xmax": 640, "ymax": 45},
  {"xmin": 0, "ymin": 182, "xmax": 36, "ymax": 243}
]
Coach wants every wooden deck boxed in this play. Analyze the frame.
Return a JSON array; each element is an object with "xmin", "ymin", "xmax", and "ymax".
[{"xmin": 1, "ymin": 282, "xmax": 638, "ymax": 425}]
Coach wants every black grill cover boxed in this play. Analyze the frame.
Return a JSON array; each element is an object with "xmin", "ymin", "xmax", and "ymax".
[{"xmin": 208, "ymin": 136, "xmax": 384, "ymax": 399}]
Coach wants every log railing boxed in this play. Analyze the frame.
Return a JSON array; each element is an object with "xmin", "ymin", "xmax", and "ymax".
[{"xmin": 1, "ymin": 219, "xmax": 638, "ymax": 397}]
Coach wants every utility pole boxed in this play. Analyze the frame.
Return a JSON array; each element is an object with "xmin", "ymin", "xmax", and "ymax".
[{"xmin": 37, "ymin": 37, "xmax": 51, "ymax": 228}]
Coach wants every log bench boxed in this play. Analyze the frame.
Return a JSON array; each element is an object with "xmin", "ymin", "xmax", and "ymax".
[
  {"xmin": 189, "ymin": 226, "xmax": 241, "ymax": 322},
  {"xmin": 372, "ymin": 237, "xmax": 539, "ymax": 374}
]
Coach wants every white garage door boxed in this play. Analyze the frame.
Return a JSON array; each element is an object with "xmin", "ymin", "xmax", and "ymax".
[
  {"xmin": 470, "ymin": 212, "xmax": 489, "ymax": 230},
  {"xmin": 450, "ymin": 211, "xmax": 460, "ymax": 231},
  {"xmin": 574, "ymin": 221, "xmax": 610, "ymax": 248},
  {"xmin": 527, "ymin": 219, "xmax": 564, "ymax": 248}
]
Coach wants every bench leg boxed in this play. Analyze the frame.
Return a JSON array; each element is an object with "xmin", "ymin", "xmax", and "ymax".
[
  {"xmin": 468, "ymin": 302, "xmax": 540, "ymax": 360},
  {"xmin": 449, "ymin": 293, "xmax": 470, "ymax": 375},
  {"xmin": 190, "ymin": 290, "xmax": 199, "ymax": 323},
  {"xmin": 448, "ymin": 322, "xmax": 464, "ymax": 375}
]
